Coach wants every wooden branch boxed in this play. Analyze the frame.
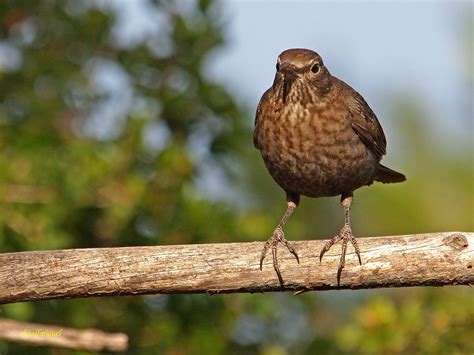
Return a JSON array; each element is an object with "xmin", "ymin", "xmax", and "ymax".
[
  {"xmin": 0, "ymin": 232, "xmax": 472, "ymax": 304},
  {"xmin": 0, "ymin": 318, "xmax": 128, "ymax": 351}
]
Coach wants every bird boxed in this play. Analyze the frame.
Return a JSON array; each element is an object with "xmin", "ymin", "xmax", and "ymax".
[{"xmin": 253, "ymin": 48, "xmax": 406, "ymax": 285}]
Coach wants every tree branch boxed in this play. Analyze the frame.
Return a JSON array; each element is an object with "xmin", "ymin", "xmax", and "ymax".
[
  {"xmin": 0, "ymin": 318, "xmax": 128, "ymax": 351},
  {"xmin": 1, "ymin": 232, "xmax": 472, "ymax": 304}
]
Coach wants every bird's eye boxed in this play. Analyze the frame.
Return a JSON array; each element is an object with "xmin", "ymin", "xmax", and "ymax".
[
  {"xmin": 311, "ymin": 63, "xmax": 320, "ymax": 73},
  {"xmin": 276, "ymin": 62, "xmax": 280, "ymax": 71}
]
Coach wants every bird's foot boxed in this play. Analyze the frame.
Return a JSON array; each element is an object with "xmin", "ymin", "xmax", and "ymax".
[
  {"xmin": 319, "ymin": 224, "xmax": 362, "ymax": 286},
  {"xmin": 260, "ymin": 226, "xmax": 299, "ymax": 285}
]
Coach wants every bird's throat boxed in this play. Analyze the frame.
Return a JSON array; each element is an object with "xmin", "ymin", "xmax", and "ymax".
[{"xmin": 282, "ymin": 78, "xmax": 294, "ymax": 103}]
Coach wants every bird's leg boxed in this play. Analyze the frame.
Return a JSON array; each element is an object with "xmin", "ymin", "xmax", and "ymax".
[
  {"xmin": 260, "ymin": 195, "xmax": 300, "ymax": 285},
  {"xmin": 319, "ymin": 191, "xmax": 362, "ymax": 285}
]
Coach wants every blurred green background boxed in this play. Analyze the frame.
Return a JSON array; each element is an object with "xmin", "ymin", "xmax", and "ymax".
[{"xmin": 0, "ymin": 1, "xmax": 472, "ymax": 354}]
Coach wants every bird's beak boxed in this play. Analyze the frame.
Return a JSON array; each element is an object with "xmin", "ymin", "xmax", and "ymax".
[
  {"xmin": 278, "ymin": 62, "xmax": 298, "ymax": 103},
  {"xmin": 279, "ymin": 62, "xmax": 298, "ymax": 81}
]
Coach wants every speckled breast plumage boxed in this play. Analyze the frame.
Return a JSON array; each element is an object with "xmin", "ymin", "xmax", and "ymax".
[{"xmin": 255, "ymin": 94, "xmax": 378, "ymax": 198}]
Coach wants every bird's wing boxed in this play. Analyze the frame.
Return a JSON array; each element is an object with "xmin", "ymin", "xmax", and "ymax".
[
  {"xmin": 347, "ymin": 90, "xmax": 387, "ymax": 160},
  {"xmin": 253, "ymin": 88, "xmax": 272, "ymax": 149}
]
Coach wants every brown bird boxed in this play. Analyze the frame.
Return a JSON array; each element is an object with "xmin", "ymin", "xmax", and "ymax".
[{"xmin": 254, "ymin": 48, "xmax": 406, "ymax": 285}]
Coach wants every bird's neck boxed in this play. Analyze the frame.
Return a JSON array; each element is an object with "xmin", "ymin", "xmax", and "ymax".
[{"xmin": 273, "ymin": 77, "xmax": 333, "ymax": 107}]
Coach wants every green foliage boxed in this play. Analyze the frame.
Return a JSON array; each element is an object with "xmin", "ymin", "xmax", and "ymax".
[
  {"xmin": 0, "ymin": 1, "xmax": 472, "ymax": 354},
  {"xmin": 334, "ymin": 289, "xmax": 474, "ymax": 354}
]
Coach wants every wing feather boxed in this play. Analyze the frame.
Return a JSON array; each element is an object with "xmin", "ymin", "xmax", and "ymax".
[
  {"xmin": 253, "ymin": 88, "xmax": 272, "ymax": 149},
  {"xmin": 347, "ymin": 90, "xmax": 386, "ymax": 160}
]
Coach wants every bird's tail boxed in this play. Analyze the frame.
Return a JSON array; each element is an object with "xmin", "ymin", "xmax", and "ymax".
[{"xmin": 374, "ymin": 164, "xmax": 406, "ymax": 184}]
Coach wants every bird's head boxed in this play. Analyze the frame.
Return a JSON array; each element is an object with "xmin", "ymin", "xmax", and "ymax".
[{"xmin": 273, "ymin": 48, "xmax": 331, "ymax": 102}]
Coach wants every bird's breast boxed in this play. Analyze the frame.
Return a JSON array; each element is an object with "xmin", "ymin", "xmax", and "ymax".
[{"xmin": 256, "ymin": 101, "xmax": 378, "ymax": 197}]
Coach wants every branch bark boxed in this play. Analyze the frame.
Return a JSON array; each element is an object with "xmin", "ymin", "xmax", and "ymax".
[
  {"xmin": 0, "ymin": 318, "xmax": 128, "ymax": 351},
  {"xmin": 1, "ymin": 232, "xmax": 472, "ymax": 304}
]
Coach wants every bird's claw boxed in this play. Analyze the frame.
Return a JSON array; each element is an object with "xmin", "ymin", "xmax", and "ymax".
[
  {"xmin": 260, "ymin": 226, "xmax": 299, "ymax": 285},
  {"xmin": 320, "ymin": 224, "xmax": 362, "ymax": 286}
]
